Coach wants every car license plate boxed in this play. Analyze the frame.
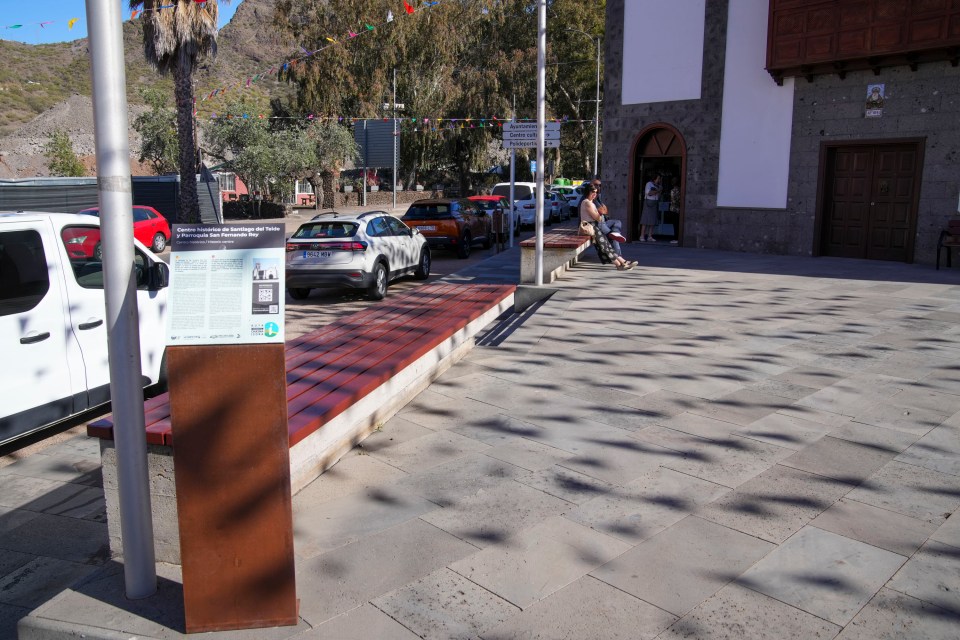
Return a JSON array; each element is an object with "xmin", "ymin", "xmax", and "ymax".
[
  {"xmin": 417, "ymin": 225, "xmax": 436, "ymax": 232},
  {"xmin": 304, "ymin": 251, "xmax": 332, "ymax": 258}
]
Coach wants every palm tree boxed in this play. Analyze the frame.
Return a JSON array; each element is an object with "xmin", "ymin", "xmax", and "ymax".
[{"xmin": 131, "ymin": 1, "xmax": 221, "ymax": 223}]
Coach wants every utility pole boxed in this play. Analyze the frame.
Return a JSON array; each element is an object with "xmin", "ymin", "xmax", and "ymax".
[
  {"xmin": 535, "ymin": 0, "xmax": 546, "ymax": 285},
  {"xmin": 85, "ymin": 0, "xmax": 156, "ymax": 599},
  {"xmin": 393, "ymin": 68, "xmax": 397, "ymax": 210}
]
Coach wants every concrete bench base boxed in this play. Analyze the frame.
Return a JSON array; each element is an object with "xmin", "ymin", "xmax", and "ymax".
[{"xmin": 520, "ymin": 230, "xmax": 592, "ymax": 284}]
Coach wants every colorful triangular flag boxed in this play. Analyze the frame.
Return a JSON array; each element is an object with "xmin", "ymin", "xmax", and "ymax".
[
  {"xmin": 404, "ymin": 2, "xmax": 414, "ymax": 15},
  {"xmin": 68, "ymin": 18, "xmax": 79, "ymax": 30},
  {"xmin": 387, "ymin": 10, "xmax": 394, "ymax": 22}
]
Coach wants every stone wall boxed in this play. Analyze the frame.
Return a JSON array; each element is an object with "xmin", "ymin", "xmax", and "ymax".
[{"xmin": 603, "ymin": 0, "xmax": 960, "ymax": 264}]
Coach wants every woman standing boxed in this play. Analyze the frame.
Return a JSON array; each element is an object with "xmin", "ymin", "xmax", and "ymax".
[
  {"xmin": 640, "ymin": 174, "xmax": 661, "ymax": 242},
  {"xmin": 580, "ymin": 184, "xmax": 636, "ymax": 270}
]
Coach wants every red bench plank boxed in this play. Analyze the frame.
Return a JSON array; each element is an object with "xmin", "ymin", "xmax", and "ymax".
[{"xmin": 87, "ymin": 283, "xmax": 514, "ymax": 449}]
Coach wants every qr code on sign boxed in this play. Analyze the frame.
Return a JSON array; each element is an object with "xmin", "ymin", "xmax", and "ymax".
[
  {"xmin": 258, "ymin": 289, "xmax": 274, "ymax": 303},
  {"xmin": 269, "ymin": 305, "xmax": 279, "ymax": 313}
]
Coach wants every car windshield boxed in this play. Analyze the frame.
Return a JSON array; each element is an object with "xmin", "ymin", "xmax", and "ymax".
[
  {"xmin": 492, "ymin": 185, "xmax": 534, "ymax": 200},
  {"xmin": 291, "ymin": 221, "xmax": 359, "ymax": 239},
  {"xmin": 77, "ymin": 209, "xmax": 100, "ymax": 217},
  {"xmin": 403, "ymin": 204, "xmax": 452, "ymax": 219},
  {"xmin": 472, "ymin": 200, "xmax": 497, "ymax": 211}
]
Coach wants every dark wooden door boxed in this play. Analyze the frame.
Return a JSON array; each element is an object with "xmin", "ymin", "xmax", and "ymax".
[{"xmin": 821, "ymin": 143, "xmax": 920, "ymax": 262}]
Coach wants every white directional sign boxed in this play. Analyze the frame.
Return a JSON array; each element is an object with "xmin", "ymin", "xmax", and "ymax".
[
  {"xmin": 503, "ymin": 122, "xmax": 561, "ymax": 133},
  {"xmin": 501, "ymin": 121, "xmax": 561, "ymax": 148},
  {"xmin": 502, "ymin": 138, "xmax": 560, "ymax": 148}
]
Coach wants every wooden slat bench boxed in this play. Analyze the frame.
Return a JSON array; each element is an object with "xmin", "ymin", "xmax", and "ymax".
[
  {"xmin": 90, "ymin": 282, "xmax": 515, "ymax": 563},
  {"xmin": 936, "ymin": 220, "xmax": 960, "ymax": 270},
  {"xmin": 519, "ymin": 228, "xmax": 593, "ymax": 284}
]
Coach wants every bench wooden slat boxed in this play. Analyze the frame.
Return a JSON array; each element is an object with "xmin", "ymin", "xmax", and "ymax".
[{"xmin": 284, "ymin": 288, "xmax": 494, "ymax": 415}]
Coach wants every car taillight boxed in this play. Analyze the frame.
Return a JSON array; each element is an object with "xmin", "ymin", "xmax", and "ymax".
[
  {"xmin": 524, "ymin": 204, "xmax": 535, "ymax": 209},
  {"xmin": 326, "ymin": 241, "xmax": 368, "ymax": 251},
  {"xmin": 65, "ymin": 235, "xmax": 88, "ymax": 244}
]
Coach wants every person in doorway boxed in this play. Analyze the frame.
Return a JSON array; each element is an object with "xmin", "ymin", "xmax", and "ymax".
[
  {"xmin": 591, "ymin": 179, "xmax": 627, "ymax": 255},
  {"xmin": 668, "ymin": 177, "xmax": 681, "ymax": 245},
  {"xmin": 640, "ymin": 174, "xmax": 661, "ymax": 242},
  {"xmin": 580, "ymin": 184, "xmax": 636, "ymax": 270}
]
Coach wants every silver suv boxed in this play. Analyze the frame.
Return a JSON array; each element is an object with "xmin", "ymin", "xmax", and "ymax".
[{"xmin": 285, "ymin": 211, "xmax": 430, "ymax": 300}]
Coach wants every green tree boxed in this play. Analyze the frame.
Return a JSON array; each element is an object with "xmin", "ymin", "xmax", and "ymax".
[
  {"xmin": 133, "ymin": 87, "xmax": 179, "ymax": 175},
  {"xmin": 131, "ymin": 0, "xmax": 223, "ymax": 222},
  {"xmin": 43, "ymin": 129, "xmax": 86, "ymax": 177}
]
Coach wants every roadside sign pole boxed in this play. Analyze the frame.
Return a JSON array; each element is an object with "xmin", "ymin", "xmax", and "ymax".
[
  {"xmin": 535, "ymin": 0, "xmax": 546, "ymax": 286},
  {"xmin": 86, "ymin": 0, "xmax": 156, "ymax": 599},
  {"xmin": 362, "ymin": 121, "xmax": 368, "ymax": 208},
  {"xmin": 392, "ymin": 68, "xmax": 397, "ymax": 210},
  {"xmin": 509, "ymin": 145, "xmax": 516, "ymax": 249}
]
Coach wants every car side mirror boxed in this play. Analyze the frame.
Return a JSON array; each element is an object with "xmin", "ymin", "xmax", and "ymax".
[{"xmin": 148, "ymin": 261, "xmax": 170, "ymax": 290}]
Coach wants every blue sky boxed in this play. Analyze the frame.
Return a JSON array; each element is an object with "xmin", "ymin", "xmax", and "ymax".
[{"xmin": 1, "ymin": 1, "xmax": 242, "ymax": 45}]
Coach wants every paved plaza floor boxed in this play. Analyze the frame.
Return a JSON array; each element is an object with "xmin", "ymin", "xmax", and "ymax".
[{"xmin": 5, "ymin": 240, "xmax": 960, "ymax": 638}]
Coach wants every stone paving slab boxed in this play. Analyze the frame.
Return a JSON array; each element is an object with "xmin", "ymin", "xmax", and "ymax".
[
  {"xmin": 305, "ymin": 603, "xmax": 420, "ymax": 640},
  {"xmin": 887, "ymin": 539, "xmax": 960, "ymax": 614},
  {"xmin": 591, "ymin": 515, "xmax": 775, "ymax": 616},
  {"xmin": 448, "ymin": 516, "xmax": 630, "ymax": 610},
  {"xmin": 481, "ymin": 576, "xmax": 676, "ymax": 640},
  {"xmin": 372, "ymin": 567, "xmax": 519, "ymax": 640},
  {"xmin": 810, "ymin": 497, "xmax": 939, "ymax": 556},
  {"xmin": 834, "ymin": 587, "xmax": 960, "ymax": 640},
  {"xmin": 657, "ymin": 583, "xmax": 841, "ymax": 640},
  {"xmin": 738, "ymin": 526, "xmax": 906, "ymax": 626}
]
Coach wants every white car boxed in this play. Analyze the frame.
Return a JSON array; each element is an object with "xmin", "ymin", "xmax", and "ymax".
[
  {"xmin": 492, "ymin": 182, "xmax": 561, "ymax": 229},
  {"xmin": 285, "ymin": 210, "xmax": 430, "ymax": 301},
  {"xmin": 552, "ymin": 184, "xmax": 586, "ymax": 217},
  {"xmin": 0, "ymin": 211, "xmax": 170, "ymax": 446}
]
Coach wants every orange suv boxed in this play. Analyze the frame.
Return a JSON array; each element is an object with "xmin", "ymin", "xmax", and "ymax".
[{"xmin": 400, "ymin": 198, "xmax": 494, "ymax": 258}]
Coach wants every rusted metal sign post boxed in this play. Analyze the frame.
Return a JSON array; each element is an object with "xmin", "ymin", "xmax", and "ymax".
[{"xmin": 167, "ymin": 224, "xmax": 296, "ymax": 632}]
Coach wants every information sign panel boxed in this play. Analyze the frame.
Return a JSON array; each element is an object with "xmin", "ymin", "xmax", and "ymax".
[
  {"xmin": 502, "ymin": 138, "xmax": 560, "ymax": 148},
  {"xmin": 167, "ymin": 224, "xmax": 286, "ymax": 346},
  {"xmin": 503, "ymin": 122, "xmax": 561, "ymax": 133}
]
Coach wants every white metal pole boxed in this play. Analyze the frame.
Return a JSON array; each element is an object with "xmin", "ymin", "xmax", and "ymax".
[
  {"xmin": 534, "ymin": 0, "xmax": 546, "ymax": 286},
  {"xmin": 392, "ymin": 68, "xmax": 397, "ymax": 210},
  {"xmin": 362, "ymin": 120, "xmax": 368, "ymax": 207},
  {"xmin": 509, "ymin": 148, "xmax": 516, "ymax": 248},
  {"xmin": 85, "ymin": 0, "xmax": 156, "ymax": 599},
  {"xmin": 594, "ymin": 38, "xmax": 601, "ymax": 179}
]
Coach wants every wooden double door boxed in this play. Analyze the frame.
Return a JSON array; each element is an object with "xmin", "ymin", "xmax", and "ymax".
[{"xmin": 820, "ymin": 142, "xmax": 922, "ymax": 262}]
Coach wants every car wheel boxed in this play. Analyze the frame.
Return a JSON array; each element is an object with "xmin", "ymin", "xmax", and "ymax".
[
  {"xmin": 457, "ymin": 232, "xmax": 472, "ymax": 259},
  {"xmin": 288, "ymin": 287, "xmax": 311, "ymax": 300},
  {"xmin": 367, "ymin": 262, "xmax": 388, "ymax": 300},
  {"xmin": 151, "ymin": 233, "xmax": 167, "ymax": 253},
  {"xmin": 414, "ymin": 247, "xmax": 431, "ymax": 280},
  {"xmin": 94, "ymin": 242, "xmax": 103, "ymax": 261}
]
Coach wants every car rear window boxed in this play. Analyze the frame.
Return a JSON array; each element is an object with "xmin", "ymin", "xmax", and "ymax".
[
  {"xmin": 492, "ymin": 185, "xmax": 533, "ymax": 200},
  {"xmin": 291, "ymin": 222, "xmax": 359, "ymax": 239},
  {"xmin": 403, "ymin": 204, "xmax": 452, "ymax": 219},
  {"xmin": 472, "ymin": 200, "xmax": 498, "ymax": 211}
]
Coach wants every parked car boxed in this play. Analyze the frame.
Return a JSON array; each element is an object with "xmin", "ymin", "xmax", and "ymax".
[
  {"xmin": 77, "ymin": 205, "xmax": 171, "ymax": 255},
  {"xmin": 467, "ymin": 195, "xmax": 518, "ymax": 238},
  {"xmin": 546, "ymin": 190, "xmax": 565, "ymax": 222},
  {"xmin": 551, "ymin": 184, "xmax": 583, "ymax": 217},
  {"xmin": 401, "ymin": 199, "xmax": 494, "ymax": 259},
  {"xmin": 285, "ymin": 210, "xmax": 429, "ymax": 300},
  {"xmin": 0, "ymin": 211, "xmax": 170, "ymax": 447},
  {"xmin": 491, "ymin": 182, "xmax": 558, "ymax": 229}
]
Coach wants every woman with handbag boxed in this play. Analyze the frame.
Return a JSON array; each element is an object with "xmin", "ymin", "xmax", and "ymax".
[{"xmin": 580, "ymin": 184, "xmax": 636, "ymax": 270}]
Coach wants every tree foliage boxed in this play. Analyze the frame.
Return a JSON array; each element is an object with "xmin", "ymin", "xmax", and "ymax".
[
  {"xmin": 203, "ymin": 96, "xmax": 357, "ymax": 204},
  {"xmin": 43, "ymin": 129, "xmax": 86, "ymax": 177},
  {"xmin": 133, "ymin": 87, "xmax": 179, "ymax": 175},
  {"xmin": 273, "ymin": 0, "xmax": 606, "ymax": 189},
  {"xmin": 131, "ymin": 0, "xmax": 222, "ymax": 222}
]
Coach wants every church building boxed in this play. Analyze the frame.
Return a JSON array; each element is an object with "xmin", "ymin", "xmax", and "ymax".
[{"xmin": 602, "ymin": 0, "xmax": 960, "ymax": 264}]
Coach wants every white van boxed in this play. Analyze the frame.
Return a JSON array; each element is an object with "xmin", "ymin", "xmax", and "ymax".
[
  {"xmin": 491, "ymin": 182, "xmax": 542, "ymax": 229},
  {"xmin": 0, "ymin": 212, "xmax": 170, "ymax": 446}
]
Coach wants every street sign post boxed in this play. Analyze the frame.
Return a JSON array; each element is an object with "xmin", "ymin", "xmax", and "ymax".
[
  {"xmin": 502, "ymin": 121, "xmax": 560, "ymax": 149},
  {"xmin": 502, "ymin": 138, "xmax": 559, "ymax": 149}
]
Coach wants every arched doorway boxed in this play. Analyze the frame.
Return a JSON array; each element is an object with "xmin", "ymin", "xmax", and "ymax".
[{"xmin": 629, "ymin": 125, "xmax": 687, "ymax": 244}]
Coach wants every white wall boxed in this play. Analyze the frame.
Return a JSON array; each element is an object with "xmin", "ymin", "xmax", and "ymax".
[
  {"xmin": 716, "ymin": 0, "xmax": 795, "ymax": 209},
  {"xmin": 621, "ymin": 0, "xmax": 707, "ymax": 105}
]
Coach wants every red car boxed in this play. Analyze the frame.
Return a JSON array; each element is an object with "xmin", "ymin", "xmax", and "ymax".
[
  {"xmin": 77, "ymin": 205, "xmax": 171, "ymax": 255},
  {"xmin": 468, "ymin": 195, "xmax": 517, "ymax": 238}
]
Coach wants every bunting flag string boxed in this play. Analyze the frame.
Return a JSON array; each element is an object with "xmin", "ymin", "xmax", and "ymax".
[
  {"xmin": 197, "ymin": 1, "xmax": 451, "ymax": 105},
  {"xmin": 199, "ymin": 112, "xmax": 587, "ymax": 129}
]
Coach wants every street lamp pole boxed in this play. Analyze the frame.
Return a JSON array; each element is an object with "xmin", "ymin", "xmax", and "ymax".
[{"xmin": 566, "ymin": 28, "xmax": 601, "ymax": 178}]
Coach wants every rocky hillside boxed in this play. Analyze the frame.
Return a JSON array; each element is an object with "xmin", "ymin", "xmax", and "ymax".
[{"xmin": 0, "ymin": 0, "xmax": 294, "ymax": 178}]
